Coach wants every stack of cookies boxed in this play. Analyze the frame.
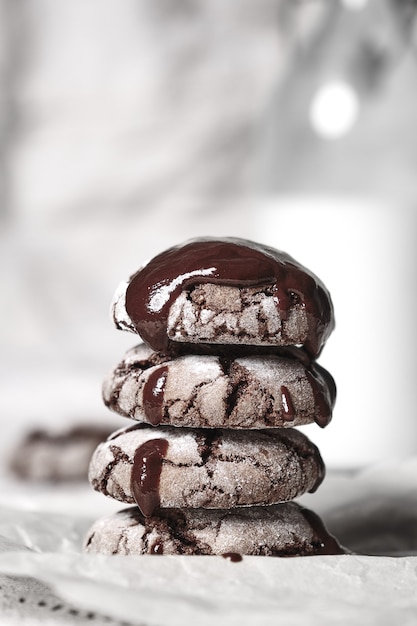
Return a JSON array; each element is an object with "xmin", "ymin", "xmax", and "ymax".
[{"xmin": 84, "ymin": 238, "xmax": 344, "ymax": 557}]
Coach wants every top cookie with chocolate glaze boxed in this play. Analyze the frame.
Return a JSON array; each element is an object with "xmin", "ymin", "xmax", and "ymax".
[{"xmin": 112, "ymin": 238, "xmax": 334, "ymax": 358}]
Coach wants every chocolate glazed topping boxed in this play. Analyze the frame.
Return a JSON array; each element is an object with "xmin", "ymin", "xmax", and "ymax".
[
  {"xmin": 143, "ymin": 365, "xmax": 168, "ymax": 425},
  {"xmin": 125, "ymin": 238, "xmax": 334, "ymax": 357},
  {"xmin": 130, "ymin": 438, "xmax": 169, "ymax": 517}
]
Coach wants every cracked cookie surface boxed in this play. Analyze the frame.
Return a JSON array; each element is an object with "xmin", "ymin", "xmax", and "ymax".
[
  {"xmin": 83, "ymin": 503, "xmax": 345, "ymax": 556},
  {"xmin": 166, "ymin": 282, "xmax": 309, "ymax": 347},
  {"xmin": 88, "ymin": 424, "xmax": 325, "ymax": 511},
  {"xmin": 103, "ymin": 343, "xmax": 335, "ymax": 429}
]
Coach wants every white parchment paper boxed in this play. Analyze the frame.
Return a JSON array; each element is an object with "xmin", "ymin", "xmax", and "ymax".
[{"xmin": 0, "ymin": 459, "xmax": 417, "ymax": 626}]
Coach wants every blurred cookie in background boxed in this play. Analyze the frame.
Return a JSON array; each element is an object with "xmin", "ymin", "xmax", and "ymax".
[{"xmin": 9, "ymin": 424, "xmax": 115, "ymax": 483}]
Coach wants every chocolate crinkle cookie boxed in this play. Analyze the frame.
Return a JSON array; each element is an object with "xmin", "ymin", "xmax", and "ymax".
[
  {"xmin": 85, "ymin": 237, "xmax": 345, "ymax": 558},
  {"xmin": 88, "ymin": 424, "xmax": 325, "ymax": 514},
  {"xmin": 10, "ymin": 425, "xmax": 114, "ymax": 482},
  {"xmin": 102, "ymin": 343, "xmax": 336, "ymax": 429},
  {"xmin": 84, "ymin": 503, "xmax": 345, "ymax": 557}
]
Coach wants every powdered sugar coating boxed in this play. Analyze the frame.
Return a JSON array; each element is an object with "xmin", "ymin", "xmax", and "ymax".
[{"xmin": 111, "ymin": 280, "xmax": 136, "ymax": 333}]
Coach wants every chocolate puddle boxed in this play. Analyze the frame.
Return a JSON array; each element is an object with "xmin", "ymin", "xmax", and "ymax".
[{"xmin": 222, "ymin": 552, "xmax": 243, "ymax": 562}]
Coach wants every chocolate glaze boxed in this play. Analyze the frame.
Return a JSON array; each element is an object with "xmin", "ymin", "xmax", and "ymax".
[
  {"xmin": 299, "ymin": 506, "xmax": 346, "ymax": 555},
  {"xmin": 166, "ymin": 341, "xmax": 313, "ymax": 363},
  {"xmin": 150, "ymin": 540, "xmax": 164, "ymax": 555},
  {"xmin": 130, "ymin": 438, "xmax": 169, "ymax": 517},
  {"xmin": 280, "ymin": 385, "xmax": 296, "ymax": 422},
  {"xmin": 143, "ymin": 365, "xmax": 168, "ymax": 425},
  {"xmin": 305, "ymin": 368, "xmax": 335, "ymax": 429},
  {"xmin": 124, "ymin": 238, "xmax": 334, "ymax": 357}
]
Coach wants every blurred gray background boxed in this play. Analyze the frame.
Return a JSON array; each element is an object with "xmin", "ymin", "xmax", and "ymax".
[{"xmin": 0, "ymin": 0, "xmax": 416, "ymax": 469}]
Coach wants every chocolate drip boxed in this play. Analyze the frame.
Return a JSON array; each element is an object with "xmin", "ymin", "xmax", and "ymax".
[
  {"xmin": 299, "ymin": 506, "xmax": 346, "ymax": 555},
  {"xmin": 131, "ymin": 438, "xmax": 169, "ymax": 517},
  {"xmin": 125, "ymin": 238, "xmax": 334, "ymax": 357},
  {"xmin": 143, "ymin": 366, "xmax": 168, "ymax": 425},
  {"xmin": 280, "ymin": 385, "xmax": 296, "ymax": 422},
  {"xmin": 150, "ymin": 540, "xmax": 164, "ymax": 555},
  {"xmin": 305, "ymin": 368, "xmax": 334, "ymax": 429},
  {"xmin": 222, "ymin": 552, "xmax": 243, "ymax": 562}
]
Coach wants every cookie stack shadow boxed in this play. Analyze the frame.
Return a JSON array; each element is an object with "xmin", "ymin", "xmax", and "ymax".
[{"xmin": 84, "ymin": 238, "xmax": 345, "ymax": 557}]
